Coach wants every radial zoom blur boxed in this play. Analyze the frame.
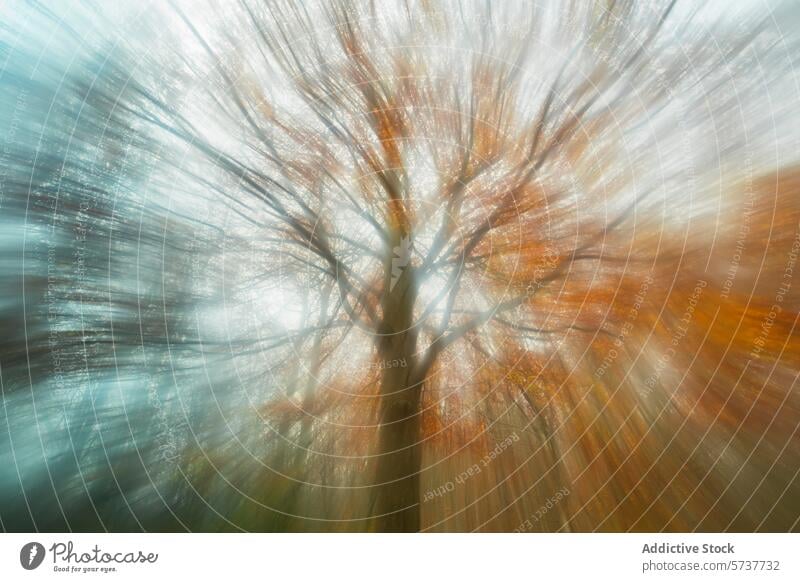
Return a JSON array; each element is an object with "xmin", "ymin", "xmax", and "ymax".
[{"xmin": 1, "ymin": 0, "xmax": 800, "ymax": 532}]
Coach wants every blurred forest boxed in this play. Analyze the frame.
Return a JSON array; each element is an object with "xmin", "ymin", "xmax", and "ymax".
[{"xmin": 1, "ymin": 0, "xmax": 800, "ymax": 531}]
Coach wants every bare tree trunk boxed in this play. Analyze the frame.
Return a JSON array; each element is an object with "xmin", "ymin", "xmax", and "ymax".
[
  {"xmin": 373, "ymin": 349, "xmax": 421, "ymax": 531},
  {"xmin": 371, "ymin": 239, "xmax": 422, "ymax": 531}
]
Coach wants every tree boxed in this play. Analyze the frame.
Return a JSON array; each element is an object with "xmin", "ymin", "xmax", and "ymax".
[{"xmin": 2, "ymin": 0, "xmax": 799, "ymax": 532}]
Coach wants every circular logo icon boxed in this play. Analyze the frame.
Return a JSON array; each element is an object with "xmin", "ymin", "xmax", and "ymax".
[{"xmin": 20, "ymin": 542, "xmax": 46, "ymax": 570}]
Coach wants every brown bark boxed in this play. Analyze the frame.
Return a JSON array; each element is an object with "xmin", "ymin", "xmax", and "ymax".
[
  {"xmin": 371, "ymin": 238, "xmax": 423, "ymax": 531},
  {"xmin": 372, "ymin": 359, "xmax": 422, "ymax": 530}
]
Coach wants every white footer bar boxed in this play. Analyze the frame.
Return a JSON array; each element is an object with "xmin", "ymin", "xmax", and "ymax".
[{"xmin": 1, "ymin": 533, "xmax": 797, "ymax": 581}]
